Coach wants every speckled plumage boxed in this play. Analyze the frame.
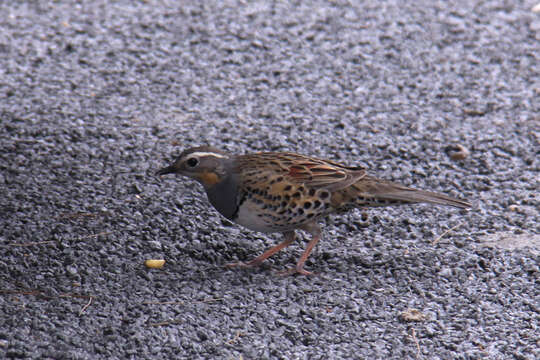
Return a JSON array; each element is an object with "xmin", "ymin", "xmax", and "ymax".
[{"xmin": 157, "ymin": 147, "xmax": 471, "ymax": 275}]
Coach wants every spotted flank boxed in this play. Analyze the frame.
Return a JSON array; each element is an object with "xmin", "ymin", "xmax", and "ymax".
[{"xmin": 234, "ymin": 174, "xmax": 333, "ymax": 232}]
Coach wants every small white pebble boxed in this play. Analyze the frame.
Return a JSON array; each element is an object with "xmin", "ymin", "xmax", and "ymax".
[{"xmin": 532, "ymin": 3, "xmax": 540, "ymax": 13}]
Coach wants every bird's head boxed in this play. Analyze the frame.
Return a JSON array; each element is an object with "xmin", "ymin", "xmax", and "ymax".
[{"xmin": 156, "ymin": 146, "xmax": 232, "ymax": 188}]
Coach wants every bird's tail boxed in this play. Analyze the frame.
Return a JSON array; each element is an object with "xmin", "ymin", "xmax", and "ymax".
[{"xmin": 335, "ymin": 176, "xmax": 471, "ymax": 209}]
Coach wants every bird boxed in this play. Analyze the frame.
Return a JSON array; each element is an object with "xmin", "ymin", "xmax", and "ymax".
[{"xmin": 156, "ymin": 146, "xmax": 471, "ymax": 275}]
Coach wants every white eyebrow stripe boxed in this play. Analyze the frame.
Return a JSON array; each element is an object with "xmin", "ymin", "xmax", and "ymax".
[{"xmin": 188, "ymin": 152, "xmax": 227, "ymax": 159}]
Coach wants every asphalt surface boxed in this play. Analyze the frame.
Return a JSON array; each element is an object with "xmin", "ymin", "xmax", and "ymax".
[{"xmin": 1, "ymin": 1, "xmax": 539, "ymax": 359}]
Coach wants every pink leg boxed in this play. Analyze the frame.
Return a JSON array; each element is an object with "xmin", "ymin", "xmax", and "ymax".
[
  {"xmin": 280, "ymin": 222, "xmax": 322, "ymax": 276},
  {"xmin": 226, "ymin": 231, "xmax": 296, "ymax": 269}
]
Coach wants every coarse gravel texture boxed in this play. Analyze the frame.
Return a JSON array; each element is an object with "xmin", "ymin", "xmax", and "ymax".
[{"xmin": 1, "ymin": 0, "xmax": 539, "ymax": 359}]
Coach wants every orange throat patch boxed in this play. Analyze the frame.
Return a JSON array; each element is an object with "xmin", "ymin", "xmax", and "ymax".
[{"xmin": 197, "ymin": 171, "xmax": 220, "ymax": 186}]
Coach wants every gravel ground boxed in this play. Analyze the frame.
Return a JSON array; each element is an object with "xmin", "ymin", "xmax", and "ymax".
[{"xmin": 1, "ymin": 1, "xmax": 539, "ymax": 359}]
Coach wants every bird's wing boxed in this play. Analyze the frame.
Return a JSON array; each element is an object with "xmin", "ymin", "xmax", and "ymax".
[{"xmin": 236, "ymin": 152, "xmax": 366, "ymax": 191}]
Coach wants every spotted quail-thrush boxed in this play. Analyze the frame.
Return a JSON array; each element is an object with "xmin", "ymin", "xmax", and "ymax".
[{"xmin": 156, "ymin": 146, "xmax": 471, "ymax": 275}]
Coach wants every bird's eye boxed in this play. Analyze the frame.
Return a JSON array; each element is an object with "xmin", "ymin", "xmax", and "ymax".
[{"xmin": 186, "ymin": 157, "xmax": 199, "ymax": 168}]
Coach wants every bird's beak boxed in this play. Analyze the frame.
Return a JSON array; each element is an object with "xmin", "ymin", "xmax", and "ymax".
[{"xmin": 155, "ymin": 164, "xmax": 177, "ymax": 176}]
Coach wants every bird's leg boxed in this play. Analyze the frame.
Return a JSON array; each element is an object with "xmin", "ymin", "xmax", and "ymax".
[
  {"xmin": 226, "ymin": 231, "xmax": 296, "ymax": 269},
  {"xmin": 279, "ymin": 222, "xmax": 321, "ymax": 276}
]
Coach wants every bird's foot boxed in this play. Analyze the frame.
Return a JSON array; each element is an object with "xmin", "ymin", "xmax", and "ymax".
[{"xmin": 277, "ymin": 266, "xmax": 315, "ymax": 276}]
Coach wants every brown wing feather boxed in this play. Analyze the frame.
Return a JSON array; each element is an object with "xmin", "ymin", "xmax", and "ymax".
[{"xmin": 235, "ymin": 152, "xmax": 366, "ymax": 191}]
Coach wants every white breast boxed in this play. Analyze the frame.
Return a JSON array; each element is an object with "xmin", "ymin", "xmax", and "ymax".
[{"xmin": 234, "ymin": 200, "xmax": 278, "ymax": 233}]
